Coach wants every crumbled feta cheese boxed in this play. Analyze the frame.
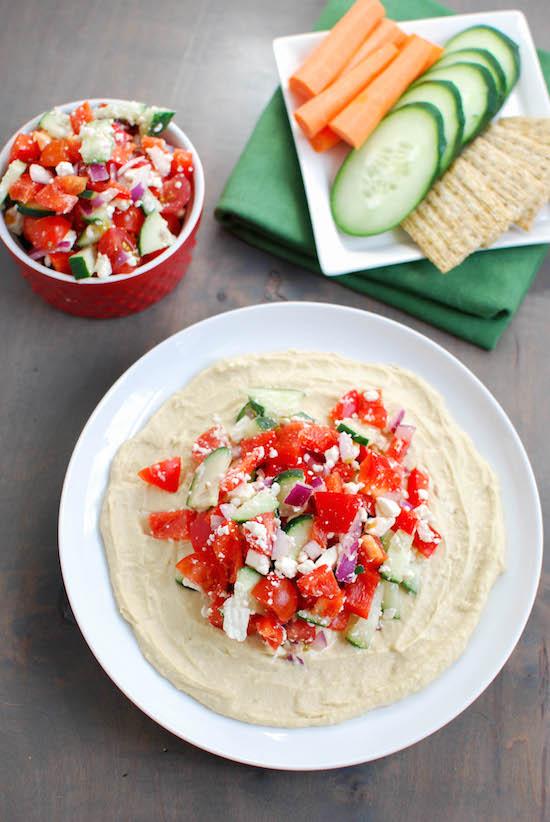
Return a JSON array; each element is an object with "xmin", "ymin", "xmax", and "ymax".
[
  {"xmin": 303, "ymin": 540, "xmax": 323, "ymax": 560},
  {"xmin": 324, "ymin": 445, "xmax": 339, "ymax": 472},
  {"xmin": 94, "ymin": 251, "xmax": 112, "ymax": 279},
  {"xmin": 417, "ymin": 488, "xmax": 429, "ymax": 500},
  {"xmin": 181, "ymin": 577, "xmax": 201, "ymax": 592},
  {"xmin": 245, "ymin": 549, "xmax": 270, "ymax": 575},
  {"xmin": 268, "ymin": 447, "xmax": 278, "ymax": 458},
  {"xmin": 55, "ymin": 161, "xmax": 74, "ymax": 177},
  {"xmin": 242, "ymin": 520, "xmax": 269, "ymax": 554},
  {"xmin": 228, "ymin": 481, "xmax": 255, "ymax": 503},
  {"xmin": 365, "ymin": 516, "xmax": 395, "ymax": 537},
  {"xmin": 364, "ymin": 389, "xmax": 380, "ymax": 401},
  {"xmin": 270, "ymin": 482, "xmax": 280, "ymax": 497},
  {"xmin": 414, "ymin": 504, "xmax": 431, "ymax": 521},
  {"xmin": 359, "ymin": 506, "xmax": 369, "ymax": 523},
  {"xmin": 121, "ymin": 162, "xmax": 153, "ymax": 189},
  {"xmin": 222, "ymin": 596, "xmax": 250, "ymax": 641},
  {"xmin": 417, "ymin": 520, "xmax": 436, "ymax": 543},
  {"xmin": 315, "ymin": 546, "xmax": 338, "ymax": 569},
  {"xmin": 338, "ymin": 431, "xmax": 359, "ymax": 464},
  {"xmin": 4, "ymin": 205, "xmax": 23, "ymax": 235},
  {"xmin": 376, "ymin": 496, "xmax": 401, "ymax": 518},
  {"xmin": 297, "ymin": 551, "xmax": 307, "ymax": 563},
  {"xmin": 296, "ymin": 558, "xmax": 315, "ymax": 575},
  {"xmin": 29, "ymin": 164, "xmax": 53, "ymax": 184},
  {"xmin": 344, "ymin": 481, "xmax": 364, "ymax": 495},
  {"xmin": 146, "ymin": 145, "xmax": 172, "ymax": 177},
  {"xmin": 156, "ymin": 214, "xmax": 176, "ymax": 247},
  {"xmin": 274, "ymin": 556, "xmax": 298, "ymax": 578}
]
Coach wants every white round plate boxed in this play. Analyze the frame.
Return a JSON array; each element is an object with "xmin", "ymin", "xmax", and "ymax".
[{"xmin": 59, "ymin": 303, "xmax": 542, "ymax": 770}]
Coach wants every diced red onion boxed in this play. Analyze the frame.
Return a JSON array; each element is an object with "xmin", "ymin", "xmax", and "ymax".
[
  {"xmin": 117, "ymin": 155, "xmax": 144, "ymax": 177},
  {"xmin": 310, "ymin": 631, "xmax": 328, "ymax": 651},
  {"xmin": 401, "ymin": 500, "xmax": 413, "ymax": 511},
  {"xmin": 88, "ymin": 163, "xmax": 110, "ymax": 182},
  {"xmin": 55, "ymin": 240, "xmax": 73, "ymax": 251},
  {"xmin": 284, "ymin": 482, "xmax": 312, "ymax": 508},
  {"xmin": 389, "ymin": 408, "xmax": 405, "ymax": 432},
  {"xmin": 271, "ymin": 528, "xmax": 294, "ymax": 560},
  {"xmin": 394, "ymin": 424, "xmax": 415, "ymax": 442},
  {"xmin": 90, "ymin": 195, "xmax": 105, "ymax": 209},
  {"xmin": 114, "ymin": 249, "xmax": 133, "ymax": 269},
  {"xmin": 131, "ymin": 182, "xmax": 145, "ymax": 202},
  {"xmin": 335, "ymin": 544, "xmax": 358, "ymax": 583},
  {"xmin": 79, "ymin": 199, "xmax": 94, "ymax": 215},
  {"xmin": 310, "ymin": 476, "xmax": 324, "ymax": 489},
  {"xmin": 28, "ymin": 248, "xmax": 47, "ymax": 260},
  {"xmin": 285, "ymin": 654, "xmax": 304, "ymax": 665}
]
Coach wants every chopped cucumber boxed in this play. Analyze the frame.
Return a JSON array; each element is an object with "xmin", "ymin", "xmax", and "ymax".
[
  {"xmin": 39, "ymin": 108, "xmax": 73, "ymax": 139},
  {"xmin": 95, "ymin": 100, "xmax": 146, "ymax": 125},
  {"xmin": 247, "ymin": 387, "xmax": 305, "ymax": 419},
  {"xmin": 187, "ymin": 447, "xmax": 231, "ymax": 511},
  {"xmin": 175, "ymin": 544, "xmax": 193, "ymax": 586},
  {"xmin": 139, "ymin": 211, "xmax": 176, "ymax": 255},
  {"xmin": 297, "ymin": 609, "xmax": 331, "ymax": 627},
  {"xmin": 69, "ymin": 246, "xmax": 97, "ymax": 280},
  {"xmin": 345, "ymin": 584, "xmax": 383, "ymax": 648},
  {"xmin": 16, "ymin": 202, "xmax": 55, "ymax": 217},
  {"xmin": 401, "ymin": 558, "xmax": 423, "ymax": 595},
  {"xmin": 443, "ymin": 24, "xmax": 520, "ymax": 95},
  {"xmin": 231, "ymin": 413, "xmax": 277, "ymax": 442},
  {"xmin": 283, "ymin": 513, "xmax": 313, "ymax": 558},
  {"xmin": 423, "ymin": 63, "xmax": 497, "ymax": 144},
  {"xmin": 79, "ymin": 120, "xmax": 115, "ymax": 164},
  {"xmin": 236, "ymin": 398, "xmax": 265, "ymax": 421},
  {"xmin": 379, "ymin": 530, "xmax": 414, "ymax": 585},
  {"xmin": 275, "ymin": 469, "xmax": 306, "ymax": 518},
  {"xmin": 394, "ymin": 79, "xmax": 464, "ymax": 171},
  {"xmin": 231, "ymin": 488, "xmax": 278, "ymax": 522},
  {"xmin": 381, "ymin": 581, "xmax": 401, "ymax": 619},
  {"xmin": 79, "ymin": 189, "xmax": 95, "ymax": 199},
  {"xmin": 140, "ymin": 188, "xmax": 162, "ymax": 215},
  {"xmin": 77, "ymin": 222, "xmax": 109, "ymax": 248},
  {"xmin": 331, "ymin": 103, "xmax": 444, "ymax": 236},
  {"xmin": 234, "ymin": 566, "xmax": 261, "ymax": 612},
  {"xmin": 0, "ymin": 160, "xmax": 26, "ymax": 206},
  {"xmin": 139, "ymin": 106, "xmax": 176, "ymax": 135},
  {"xmin": 336, "ymin": 418, "xmax": 372, "ymax": 446},
  {"xmin": 432, "ymin": 48, "xmax": 506, "ymax": 101},
  {"xmin": 83, "ymin": 205, "xmax": 113, "ymax": 225}
]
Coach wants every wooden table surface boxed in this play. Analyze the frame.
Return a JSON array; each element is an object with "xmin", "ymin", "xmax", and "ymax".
[{"xmin": 1, "ymin": 1, "xmax": 548, "ymax": 819}]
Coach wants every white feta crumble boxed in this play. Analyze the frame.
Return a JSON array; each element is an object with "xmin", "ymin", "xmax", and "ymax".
[
  {"xmin": 365, "ymin": 516, "xmax": 395, "ymax": 537},
  {"xmin": 146, "ymin": 145, "xmax": 172, "ymax": 177},
  {"xmin": 181, "ymin": 577, "xmax": 201, "ymax": 592},
  {"xmin": 414, "ymin": 504, "xmax": 431, "ymax": 521},
  {"xmin": 121, "ymin": 162, "xmax": 153, "ymax": 189},
  {"xmin": 243, "ymin": 520, "xmax": 269, "ymax": 554},
  {"xmin": 55, "ymin": 161, "xmax": 74, "ymax": 177},
  {"xmin": 364, "ymin": 389, "xmax": 380, "ymax": 401},
  {"xmin": 344, "ymin": 481, "xmax": 364, "ymax": 495},
  {"xmin": 268, "ymin": 447, "xmax": 278, "ymax": 458},
  {"xmin": 416, "ymin": 488, "xmax": 429, "ymax": 500},
  {"xmin": 222, "ymin": 596, "xmax": 250, "ymax": 641},
  {"xmin": 29, "ymin": 164, "xmax": 53, "ymax": 184},
  {"xmin": 417, "ymin": 520, "xmax": 436, "ymax": 543},
  {"xmin": 324, "ymin": 445, "xmax": 339, "ymax": 472},
  {"xmin": 94, "ymin": 252, "xmax": 112, "ymax": 279},
  {"xmin": 245, "ymin": 549, "xmax": 270, "ymax": 575},
  {"xmin": 303, "ymin": 540, "xmax": 323, "ymax": 560},
  {"xmin": 338, "ymin": 431, "xmax": 359, "ymax": 464},
  {"xmin": 359, "ymin": 506, "xmax": 369, "ymax": 523},
  {"xmin": 296, "ymin": 558, "xmax": 315, "ymax": 575},
  {"xmin": 228, "ymin": 481, "xmax": 256, "ymax": 503},
  {"xmin": 315, "ymin": 546, "xmax": 338, "ymax": 569},
  {"xmin": 376, "ymin": 496, "xmax": 401, "ymax": 518},
  {"xmin": 274, "ymin": 556, "xmax": 298, "ymax": 579}
]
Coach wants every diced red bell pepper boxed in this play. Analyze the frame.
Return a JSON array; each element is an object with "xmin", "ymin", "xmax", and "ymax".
[
  {"xmin": 210, "ymin": 520, "xmax": 244, "ymax": 583},
  {"xmin": 240, "ymin": 430, "xmax": 277, "ymax": 462},
  {"xmin": 171, "ymin": 148, "xmax": 194, "ymax": 179},
  {"xmin": 297, "ymin": 565, "xmax": 340, "ymax": 599},
  {"xmin": 55, "ymin": 174, "xmax": 87, "ymax": 195},
  {"xmin": 252, "ymin": 574, "xmax": 299, "ymax": 623},
  {"xmin": 344, "ymin": 567, "xmax": 380, "ymax": 619},
  {"xmin": 149, "ymin": 509, "xmax": 195, "ymax": 541},
  {"xmin": 358, "ymin": 450, "xmax": 402, "ymax": 496},
  {"xmin": 249, "ymin": 614, "xmax": 286, "ymax": 650},
  {"xmin": 49, "ymin": 251, "xmax": 72, "ymax": 274},
  {"xmin": 207, "ymin": 595, "xmax": 226, "ymax": 629},
  {"xmin": 413, "ymin": 525, "xmax": 442, "ymax": 558},
  {"xmin": 242, "ymin": 511, "xmax": 277, "ymax": 556},
  {"xmin": 264, "ymin": 421, "xmax": 306, "ymax": 475},
  {"xmin": 285, "ymin": 619, "xmax": 317, "ymax": 644},
  {"xmin": 192, "ymin": 425, "xmax": 229, "ymax": 464},
  {"xmin": 22, "ymin": 215, "xmax": 72, "ymax": 250},
  {"xmin": 138, "ymin": 456, "xmax": 181, "ymax": 493},
  {"xmin": 358, "ymin": 534, "xmax": 387, "ymax": 568},
  {"xmin": 300, "ymin": 423, "xmax": 339, "ymax": 454},
  {"xmin": 394, "ymin": 508, "xmax": 418, "ymax": 536},
  {"xmin": 312, "ymin": 590, "xmax": 345, "ymax": 618},
  {"xmin": 70, "ymin": 101, "xmax": 94, "ymax": 134},
  {"xmin": 8, "ymin": 173, "xmax": 41, "ymax": 204},
  {"xmin": 40, "ymin": 138, "xmax": 78, "ymax": 167},
  {"xmin": 310, "ymin": 519, "xmax": 328, "ymax": 549},
  {"xmin": 329, "ymin": 389, "xmax": 362, "ymax": 422},
  {"xmin": 176, "ymin": 553, "xmax": 227, "ymax": 597},
  {"xmin": 314, "ymin": 491, "xmax": 360, "ymax": 533},
  {"xmin": 359, "ymin": 397, "xmax": 387, "ymax": 429},
  {"xmin": 34, "ymin": 182, "xmax": 78, "ymax": 215},
  {"xmin": 189, "ymin": 511, "xmax": 215, "ymax": 552},
  {"xmin": 329, "ymin": 609, "xmax": 350, "ymax": 631},
  {"xmin": 407, "ymin": 468, "xmax": 429, "ymax": 507},
  {"xmin": 9, "ymin": 133, "xmax": 40, "ymax": 163},
  {"xmin": 332, "ymin": 461, "xmax": 355, "ymax": 483}
]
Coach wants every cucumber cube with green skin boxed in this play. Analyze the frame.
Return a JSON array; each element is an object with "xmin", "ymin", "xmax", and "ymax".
[
  {"xmin": 79, "ymin": 189, "xmax": 95, "ymax": 199},
  {"xmin": 77, "ymin": 223, "xmax": 109, "ymax": 248},
  {"xmin": 69, "ymin": 246, "xmax": 97, "ymax": 279},
  {"xmin": 0, "ymin": 160, "xmax": 27, "ymax": 206},
  {"xmin": 16, "ymin": 202, "xmax": 55, "ymax": 217},
  {"xmin": 139, "ymin": 106, "xmax": 176, "ymax": 135},
  {"xmin": 336, "ymin": 418, "xmax": 371, "ymax": 446},
  {"xmin": 236, "ymin": 399, "xmax": 265, "ymax": 422},
  {"xmin": 39, "ymin": 109, "xmax": 73, "ymax": 139}
]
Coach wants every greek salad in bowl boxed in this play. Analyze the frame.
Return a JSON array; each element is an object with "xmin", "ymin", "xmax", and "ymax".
[{"xmin": 0, "ymin": 100, "xmax": 195, "ymax": 279}]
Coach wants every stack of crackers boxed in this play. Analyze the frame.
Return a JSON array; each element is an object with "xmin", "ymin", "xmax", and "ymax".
[{"xmin": 401, "ymin": 117, "xmax": 550, "ymax": 273}]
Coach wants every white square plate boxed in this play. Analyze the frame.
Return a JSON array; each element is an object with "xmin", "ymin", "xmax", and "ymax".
[{"xmin": 273, "ymin": 11, "xmax": 550, "ymax": 275}]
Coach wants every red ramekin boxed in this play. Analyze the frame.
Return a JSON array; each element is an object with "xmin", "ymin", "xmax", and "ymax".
[{"xmin": 0, "ymin": 98, "xmax": 205, "ymax": 318}]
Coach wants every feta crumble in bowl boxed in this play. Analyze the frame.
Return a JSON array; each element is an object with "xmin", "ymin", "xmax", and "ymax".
[{"xmin": 0, "ymin": 99, "xmax": 204, "ymax": 317}]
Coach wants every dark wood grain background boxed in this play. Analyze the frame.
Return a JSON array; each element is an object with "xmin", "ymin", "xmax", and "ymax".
[{"xmin": 0, "ymin": 1, "xmax": 548, "ymax": 820}]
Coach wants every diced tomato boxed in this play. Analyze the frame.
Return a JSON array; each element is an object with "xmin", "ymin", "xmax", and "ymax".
[
  {"xmin": 8, "ymin": 173, "xmax": 41, "ymax": 204},
  {"xmin": 171, "ymin": 148, "xmax": 194, "ymax": 179},
  {"xmin": 240, "ymin": 430, "xmax": 277, "ymax": 462},
  {"xmin": 22, "ymin": 215, "xmax": 72, "ymax": 250},
  {"xmin": 325, "ymin": 472, "xmax": 344, "ymax": 493},
  {"xmin": 359, "ymin": 397, "xmax": 387, "ymax": 429},
  {"xmin": 40, "ymin": 138, "xmax": 75, "ymax": 167},
  {"xmin": 332, "ymin": 461, "xmax": 355, "ymax": 483},
  {"xmin": 9, "ymin": 133, "xmax": 40, "ymax": 163},
  {"xmin": 300, "ymin": 424, "xmax": 339, "ymax": 454},
  {"xmin": 189, "ymin": 511, "xmax": 215, "ymax": 552},
  {"xmin": 297, "ymin": 565, "xmax": 340, "ymax": 599},
  {"xmin": 407, "ymin": 468, "xmax": 429, "ymax": 507},
  {"xmin": 314, "ymin": 492, "xmax": 360, "ymax": 534},
  {"xmin": 49, "ymin": 251, "xmax": 72, "ymax": 274},
  {"xmin": 344, "ymin": 567, "xmax": 380, "ymax": 619},
  {"xmin": 98, "ymin": 227, "xmax": 137, "ymax": 274},
  {"xmin": 386, "ymin": 426, "xmax": 414, "ymax": 462},
  {"xmin": 394, "ymin": 508, "xmax": 418, "ymax": 536},
  {"xmin": 310, "ymin": 519, "xmax": 328, "ymax": 549},
  {"xmin": 192, "ymin": 425, "xmax": 228, "ymax": 464},
  {"xmin": 113, "ymin": 204, "xmax": 145, "ymax": 235},
  {"xmin": 149, "ymin": 509, "xmax": 195, "ymax": 541},
  {"xmin": 70, "ymin": 101, "xmax": 93, "ymax": 134},
  {"xmin": 413, "ymin": 525, "xmax": 442, "ymax": 558},
  {"xmin": 219, "ymin": 452, "xmax": 258, "ymax": 496},
  {"xmin": 210, "ymin": 520, "xmax": 244, "ymax": 583},
  {"xmin": 55, "ymin": 175, "xmax": 87, "ymax": 195},
  {"xmin": 162, "ymin": 212, "xmax": 181, "ymax": 236},
  {"xmin": 264, "ymin": 422, "xmax": 306, "ymax": 475},
  {"xmin": 242, "ymin": 511, "xmax": 277, "ymax": 556},
  {"xmin": 141, "ymin": 135, "xmax": 166, "ymax": 150},
  {"xmin": 358, "ymin": 534, "xmax": 387, "ymax": 568},
  {"xmin": 87, "ymin": 179, "xmax": 130, "ymax": 196},
  {"xmin": 34, "ymin": 182, "xmax": 78, "ymax": 215},
  {"xmin": 358, "ymin": 450, "xmax": 402, "ymax": 496},
  {"xmin": 312, "ymin": 590, "xmax": 345, "ymax": 618},
  {"xmin": 252, "ymin": 574, "xmax": 299, "ymax": 623},
  {"xmin": 330, "ymin": 609, "xmax": 350, "ymax": 631},
  {"xmin": 138, "ymin": 456, "xmax": 181, "ymax": 492},
  {"xmin": 207, "ymin": 595, "xmax": 226, "ymax": 629},
  {"xmin": 176, "ymin": 553, "xmax": 227, "ymax": 597},
  {"xmin": 329, "ymin": 389, "xmax": 361, "ymax": 422},
  {"xmin": 112, "ymin": 138, "xmax": 136, "ymax": 166},
  {"xmin": 285, "ymin": 619, "xmax": 316, "ymax": 644},
  {"xmin": 160, "ymin": 174, "xmax": 192, "ymax": 216},
  {"xmin": 249, "ymin": 614, "xmax": 285, "ymax": 651}
]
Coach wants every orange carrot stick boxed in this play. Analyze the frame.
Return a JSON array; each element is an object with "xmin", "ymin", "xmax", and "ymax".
[
  {"xmin": 342, "ymin": 19, "xmax": 406, "ymax": 75},
  {"xmin": 422, "ymin": 42, "xmax": 444, "ymax": 71},
  {"xmin": 289, "ymin": 0, "xmax": 385, "ymax": 99},
  {"xmin": 295, "ymin": 43, "xmax": 398, "ymax": 139},
  {"xmin": 330, "ymin": 35, "xmax": 438, "ymax": 148},
  {"xmin": 309, "ymin": 127, "xmax": 341, "ymax": 152}
]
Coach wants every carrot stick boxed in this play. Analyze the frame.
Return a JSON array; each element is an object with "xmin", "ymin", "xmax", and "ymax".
[
  {"xmin": 309, "ymin": 127, "xmax": 341, "ymax": 152},
  {"xmin": 422, "ymin": 42, "xmax": 444, "ymax": 71},
  {"xmin": 295, "ymin": 44, "xmax": 398, "ymax": 139},
  {"xmin": 289, "ymin": 0, "xmax": 385, "ymax": 99},
  {"xmin": 330, "ymin": 35, "xmax": 438, "ymax": 148},
  {"xmin": 342, "ymin": 19, "xmax": 406, "ymax": 75}
]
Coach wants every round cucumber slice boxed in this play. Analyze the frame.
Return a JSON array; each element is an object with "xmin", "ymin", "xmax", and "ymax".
[
  {"xmin": 424, "ymin": 62, "xmax": 497, "ymax": 143},
  {"xmin": 443, "ymin": 24, "xmax": 520, "ymax": 95},
  {"xmin": 431, "ymin": 47, "xmax": 506, "ymax": 101}
]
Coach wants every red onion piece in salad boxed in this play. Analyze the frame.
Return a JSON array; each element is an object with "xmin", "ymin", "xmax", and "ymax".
[
  {"xmin": 131, "ymin": 182, "xmax": 146, "ymax": 202},
  {"xmin": 310, "ymin": 630, "xmax": 328, "ymax": 651},
  {"xmin": 117, "ymin": 155, "xmax": 144, "ymax": 177},
  {"xmin": 394, "ymin": 424, "xmax": 415, "ymax": 442},
  {"xmin": 88, "ymin": 163, "xmax": 110, "ymax": 183},
  {"xmin": 271, "ymin": 528, "xmax": 294, "ymax": 560},
  {"xmin": 389, "ymin": 408, "xmax": 405, "ymax": 432},
  {"xmin": 310, "ymin": 476, "xmax": 324, "ymax": 489},
  {"xmin": 335, "ymin": 544, "xmax": 359, "ymax": 583},
  {"xmin": 79, "ymin": 198, "xmax": 94, "ymax": 215},
  {"xmin": 28, "ymin": 248, "xmax": 47, "ymax": 260},
  {"xmin": 284, "ymin": 482, "xmax": 312, "ymax": 508},
  {"xmin": 90, "ymin": 195, "xmax": 105, "ymax": 209},
  {"xmin": 285, "ymin": 654, "xmax": 305, "ymax": 665}
]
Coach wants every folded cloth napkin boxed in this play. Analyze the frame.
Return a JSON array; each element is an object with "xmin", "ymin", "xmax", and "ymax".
[{"xmin": 215, "ymin": 0, "xmax": 549, "ymax": 349}]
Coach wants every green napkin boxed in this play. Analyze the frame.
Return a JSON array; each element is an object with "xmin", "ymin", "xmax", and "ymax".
[{"xmin": 215, "ymin": 0, "xmax": 549, "ymax": 349}]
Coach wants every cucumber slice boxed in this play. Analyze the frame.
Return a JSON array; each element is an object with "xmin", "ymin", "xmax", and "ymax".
[
  {"xmin": 0, "ymin": 160, "xmax": 26, "ymax": 206},
  {"xmin": 231, "ymin": 413, "xmax": 277, "ymax": 442},
  {"xmin": 331, "ymin": 103, "xmax": 444, "ymax": 236},
  {"xmin": 432, "ymin": 48, "xmax": 506, "ymax": 101},
  {"xmin": 16, "ymin": 202, "xmax": 55, "ymax": 217},
  {"xmin": 248, "ymin": 387, "xmax": 305, "ymax": 419},
  {"xmin": 77, "ymin": 223, "xmax": 109, "ymax": 248},
  {"xmin": 95, "ymin": 100, "xmax": 146, "ymax": 125},
  {"xmin": 139, "ymin": 106, "xmax": 176, "ymax": 136},
  {"xmin": 69, "ymin": 246, "xmax": 97, "ymax": 280},
  {"xmin": 443, "ymin": 24, "xmax": 520, "ymax": 95},
  {"xmin": 79, "ymin": 189, "xmax": 95, "ymax": 199},
  {"xmin": 234, "ymin": 566, "xmax": 262, "ymax": 612},
  {"xmin": 283, "ymin": 513, "xmax": 313, "ymax": 558},
  {"xmin": 401, "ymin": 557, "xmax": 423, "ymax": 595},
  {"xmin": 336, "ymin": 418, "xmax": 372, "ymax": 446},
  {"xmin": 138, "ymin": 211, "xmax": 176, "ymax": 255},
  {"xmin": 381, "ymin": 580, "xmax": 401, "ymax": 619},
  {"xmin": 425, "ymin": 63, "xmax": 497, "ymax": 143},
  {"xmin": 39, "ymin": 108, "xmax": 73, "ymax": 139},
  {"xmin": 187, "ymin": 447, "xmax": 231, "ymax": 511},
  {"xmin": 231, "ymin": 488, "xmax": 278, "ymax": 522},
  {"xmin": 297, "ymin": 609, "xmax": 331, "ymax": 627},
  {"xmin": 345, "ymin": 584, "xmax": 383, "ymax": 648},
  {"xmin": 394, "ymin": 80, "xmax": 464, "ymax": 171},
  {"xmin": 236, "ymin": 399, "xmax": 265, "ymax": 421},
  {"xmin": 79, "ymin": 120, "xmax": 115, "ymax": 164},
  {"xmin": 379, "ymin": 529, "xmax": 415, "ymax": 584},
  {"xmin": 275, "ymin": 469, "xmax": 306, "ymax": 517},
  {"xmin": 83, "ymin": 205, "xmax": 113, "ymax": 225}
]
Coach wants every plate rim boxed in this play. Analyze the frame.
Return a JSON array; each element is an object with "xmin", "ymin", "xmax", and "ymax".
[{"xmin": 58, "ymin": 301, "xmax": 543, "ymax": 770}]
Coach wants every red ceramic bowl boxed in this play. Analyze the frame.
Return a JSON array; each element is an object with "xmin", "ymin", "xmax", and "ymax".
[{"xmin": 0, "ymin": 98, "xmax": 205, "ymax": 318}]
